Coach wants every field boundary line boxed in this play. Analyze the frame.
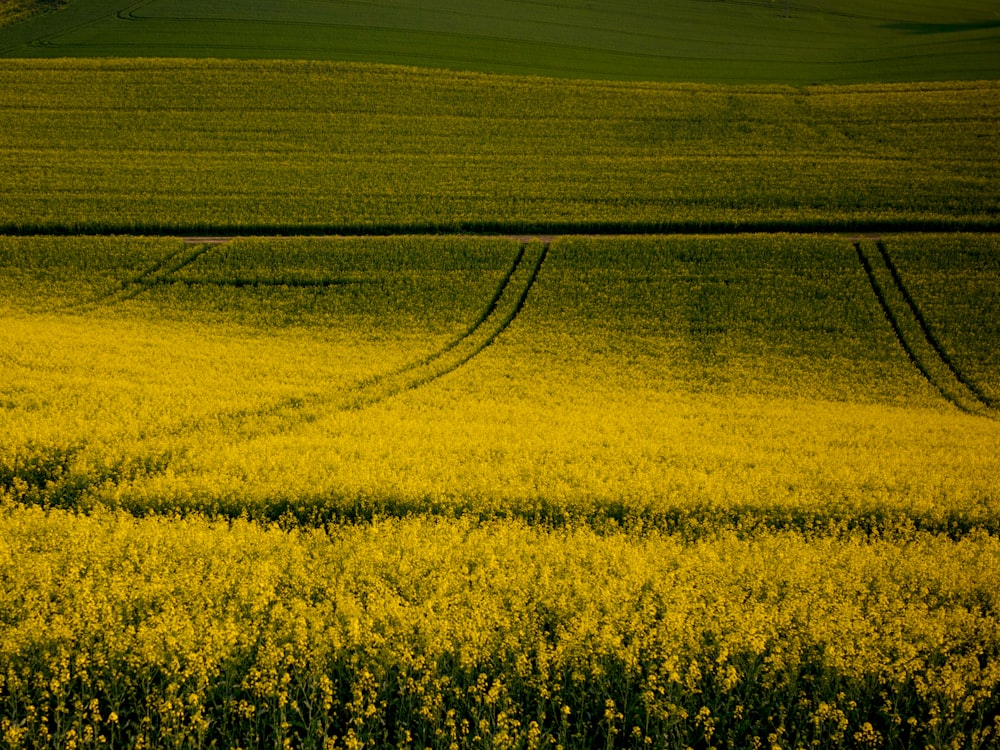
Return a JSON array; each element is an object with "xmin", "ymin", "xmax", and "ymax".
[
  {"xmin": 875, "ymin": 240, "xmax": 998, "ymax": 411},
  {"xmin": 5, "ymin": 219, "xmax": 1000, "ymax": 239}
]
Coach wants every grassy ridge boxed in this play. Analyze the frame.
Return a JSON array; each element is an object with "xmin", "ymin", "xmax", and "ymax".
[
  {"xmin": 1, "ymin": 60, "xmax": 998, "ymax": 235},
  {"xmin": 1, "ymin": 0, "xmax": 999, "ymax": 83}
]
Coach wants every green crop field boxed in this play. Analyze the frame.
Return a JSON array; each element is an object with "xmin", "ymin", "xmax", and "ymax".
[
  {"xmin": 2, "ymin": 0, "xmax": 1000, "ymax": 83},
  {"xmin": 1, "ymin": 59, "xmax": 998, "ymax": 235},
  {"xmin": 1, "ymin": 2, "xmax": 999, "ymax": 748}
]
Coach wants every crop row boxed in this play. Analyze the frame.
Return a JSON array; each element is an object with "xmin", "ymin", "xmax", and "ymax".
[{"xmin": 0, "ymin": 60, "xmax": 997, "ymax": 232}]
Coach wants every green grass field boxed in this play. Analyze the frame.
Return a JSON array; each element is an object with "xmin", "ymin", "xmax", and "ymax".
[
  {"xmin": 1, "ymin": 1, "xmax": 999, "ymax": 747},
  {"xmin": 2, "ymin": 0, "xmax": 1000, "ymax": 83}
]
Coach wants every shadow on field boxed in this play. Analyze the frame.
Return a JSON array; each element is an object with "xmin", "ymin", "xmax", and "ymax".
[{"xmin": 883, "ymin": 20, "xmax": 1000, "ymax": 34}]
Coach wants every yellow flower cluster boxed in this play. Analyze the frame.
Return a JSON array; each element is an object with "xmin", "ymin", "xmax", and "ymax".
[
  {"xmin": 1, "ymin": 505, "xmax": 998, "ymax": 748},
  {"xmin": 1, "ymin": 232, "xmax": 998, "ymax": 745},
  {"xmin": 2, "ymin": 234, "xmax": 998, "ymax": 536}
]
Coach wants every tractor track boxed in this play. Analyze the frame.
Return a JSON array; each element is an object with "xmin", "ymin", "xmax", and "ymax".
[
  {"xmin": 855, "ymin": 241, "xmax": 996, "ymax": 418},
  {"xmin": 356, "ymin": 243, "xmax": 527, "ymax": 388},
  {"xmin": 874, "ymin": 240, "xmax": 998, "ymax": 411},
  {"xmin": 138, "ymin": 240, "xmax": 550, "ymax": 440},
  {"xmin": 71, "ymin": 242, "xmax": 216, "ymax": 311},
  {"xmin": 112, "ymin": 242, "xmax": 216, "ymax": 305},
  {"xmin": 66, "ymin": 241, "xmax": 193, "ymax": 311},
  {"xmin": 376, "ymin": 241, "xmax": 549, "ymax": 400},
  {"xmin": 343, "ymin": 241, "xmax": 549, "ymax": 410}
]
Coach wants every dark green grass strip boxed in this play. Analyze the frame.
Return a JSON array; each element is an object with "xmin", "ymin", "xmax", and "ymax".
[
  {"xmin": 875, "ymin": 240, "xmax": 999, "ymax": 411},
  {"xmin": 4, "ymin": 217, "xmax": 1000, "ymax": 239}
]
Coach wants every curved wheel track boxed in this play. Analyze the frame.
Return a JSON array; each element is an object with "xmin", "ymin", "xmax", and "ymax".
[
  {"xmin": 874, "ymin": 240, "xmax": 998, "ymax": 411},
  {"xmin": 342, "ymin": 240, "xmax": 549, "ymax": 410},
  {"xmin": 855, "ymin": 240, "xmax": 997, "ymax": 418}
]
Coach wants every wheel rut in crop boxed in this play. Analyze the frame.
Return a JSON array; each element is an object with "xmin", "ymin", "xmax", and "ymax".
[
  {"xmin": 75, "ymin": 242, "xmax": 216, "ymax": 310},
  {"xmin": 174, "ymin": 241, "xmax": 548, "ymax": 435},
  {"xmin": 855, "ymin": 241, "xmax": 997, "ymax": 418},
  {"xmin": 341, "ymin": 240, "xmax": 549, "ymax": 411},
  {"xmin": 80, "ymin": 239, "xmax": 365, "ymax": 307},
  {"xmin": 874, "ymin": 241, "xmax": 998, "ymax": 411}
]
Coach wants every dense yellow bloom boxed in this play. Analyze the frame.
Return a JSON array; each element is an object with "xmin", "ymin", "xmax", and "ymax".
[
  {"xmin": 2, "ymin": 234, "xmax": 997, "ymax": 533},
  {"xmin": 0, "ymin": 506, "xmax": 998, "ymax": 748}
]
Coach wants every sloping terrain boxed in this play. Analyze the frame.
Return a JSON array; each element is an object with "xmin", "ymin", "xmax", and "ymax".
[
  {"xmin": 2, "ymin": 0, "xmax": 999, "ymax": 83},
  {"xmin": 3, "ymin": 234, "xmax": 998, "ymax": 532},
  {"xmin": 1, "ymin": 4, "xmax": 999, "ymax": 745}
]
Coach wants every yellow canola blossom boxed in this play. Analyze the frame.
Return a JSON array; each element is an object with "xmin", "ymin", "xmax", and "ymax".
[
  {"xmin": 0, "ymin": 506, "xmax": 998, "ymax": 749},
  {"xmin": 1, "ymin": 233, "xmax": 998, "ymax": 746},
  {"xmin": 2, "ymin": 235, "xmax": 998, "ymax": 535}
]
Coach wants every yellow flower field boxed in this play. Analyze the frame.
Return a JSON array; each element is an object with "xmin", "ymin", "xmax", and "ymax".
[{"xmin": 1, "ymin": 233, "xmax": 999, "ymax": 746}]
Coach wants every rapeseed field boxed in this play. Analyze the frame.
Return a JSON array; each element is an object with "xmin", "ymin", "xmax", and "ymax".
[
  {"xmin": 1, "ymin": 61, "xmax": 998, "ymax": 235},
  {"xmin": 2, "ymin": 234, "xmax": 999, "ymax": 747},
  {"xmin": 1, "ymin": 6, "xmax": 999, "ymax": 746}
]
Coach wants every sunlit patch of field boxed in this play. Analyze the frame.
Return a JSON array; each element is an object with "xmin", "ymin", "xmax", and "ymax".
[{"xmin": 2, "ymin": 234, "xmax": 998, "ymax": 532}]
